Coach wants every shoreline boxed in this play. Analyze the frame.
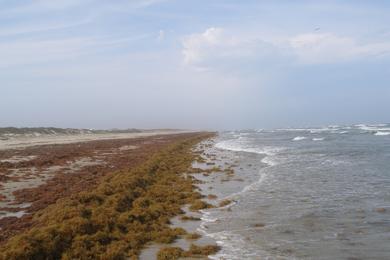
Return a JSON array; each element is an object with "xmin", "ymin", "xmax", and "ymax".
[
  {"xmin": 139, "ymin": 136, "xmax": 265, "ymax": 259},
  {"xmin": 187, "ymin": 135, "xmax": 273, "ymax": 260},
  {"xmin": 0, "ymin": 132, "xmax": 223, "ymax": 259}
]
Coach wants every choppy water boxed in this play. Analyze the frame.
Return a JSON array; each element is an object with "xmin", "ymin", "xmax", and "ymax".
[{"xmin": 200, "ymin": 124, "xmax": 390, "ymax": 260}]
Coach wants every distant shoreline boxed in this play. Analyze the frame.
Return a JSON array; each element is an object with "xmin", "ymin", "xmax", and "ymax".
[{"xmin": 0, "ymin": 128, "xmax": 193, "ymax": 150}]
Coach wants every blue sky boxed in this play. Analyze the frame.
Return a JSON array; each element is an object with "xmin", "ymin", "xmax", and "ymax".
[{"xmin": 1, "ymin": 0, "xmax": 389, "ymax": 129}]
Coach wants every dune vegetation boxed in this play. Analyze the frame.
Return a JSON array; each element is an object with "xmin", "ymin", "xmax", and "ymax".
[{"xmin": 0, "ymin": 132, "xmax": 216, "ymax": 260}]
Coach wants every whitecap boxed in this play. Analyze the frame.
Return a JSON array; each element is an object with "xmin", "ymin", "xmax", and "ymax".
[
  {"xmin": 240, "ymin": 171, "xmax": 268, "ymax": 193},
  {"xmin": 369, "ymin": 123, "xmax": 387, "ymax": 127},
  {"xmin": 261, "ymin": 156, "xmax": 278, "ymax": 166},
  {"xmin": 278, "ymin": 127, "xmax": 336, "ymax": 133},
  {"xmin": 203, "ymin": 230, "xmax": 273, "ymax": 260},
  {"xmin": 200, "ymin": 211, "xmax": 219, "ymax": 223},
  {"xmin": 356, "ymin": 124, "xmax": 390, "ymax": 132},
  {"xmin": 215, "ymin": 140, "xmax": 283, "ymax": 157},
  {"xmin": 374, "ymin": 131, "xmax": 390, "ymax": 136},
  {"xmin": 312, "ymin": 138, "xmax": 324, "ymax": 141},
  {"xmin": 293, "ymin": 136, "xmax": 306, "ymax": 141}
]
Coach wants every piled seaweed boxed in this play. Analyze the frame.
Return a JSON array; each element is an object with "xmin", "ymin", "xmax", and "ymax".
[{"xmin": 0, "ymin": 133, "xmax": 215, "ymax": 259}]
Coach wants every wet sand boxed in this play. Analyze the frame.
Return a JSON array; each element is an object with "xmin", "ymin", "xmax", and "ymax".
[{"xmin": 139, "ymin": 138, "xmax": 246, "ymax": 259}]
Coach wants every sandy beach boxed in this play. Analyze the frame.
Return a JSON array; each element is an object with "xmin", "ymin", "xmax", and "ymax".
[
  {"xmin": 0, "ymin": 130, "xmax": 190, "ymax": 151},
  {"xmin": 0, "ymin": 131, "xmax": 224, "ymax": 259}
]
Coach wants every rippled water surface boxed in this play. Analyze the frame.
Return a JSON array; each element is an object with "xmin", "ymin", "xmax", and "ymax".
[{"xmin": 202, "ymin": 124, "xmax": 390, "ymax": 259}]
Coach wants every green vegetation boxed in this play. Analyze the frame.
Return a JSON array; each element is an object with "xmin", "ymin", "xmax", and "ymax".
[{"xmin": 0, "ymin": 133, "xmax": 217, "ymax": 260}]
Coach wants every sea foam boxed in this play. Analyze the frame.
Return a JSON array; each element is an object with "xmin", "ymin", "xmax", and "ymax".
[
  {"xmin": 374, "ymin": 131, "xmax": 390, "ymax": 136},
  {"xmin": 357, "ymin": 124, "xmax": 390, "ymax": 132},
  {"xmin": 215, "ymin": 140, "xmax": 282, "ymax": 157}
]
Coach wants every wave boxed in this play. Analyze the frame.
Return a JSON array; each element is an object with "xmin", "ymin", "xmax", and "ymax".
[
  {"xmin": 203, "ymin": 229, "xmax": 270, "ymax": 260},
  {"xmin": 240, "ymin": 170, "xmax": 269, "ymax": 193},
  {"xmin": 277, "ymin": 126, "xmax": 345, "ymax": 133},
  {"xmin": 200, "ymin": 211, "xmax": 219, "ymax": 224},
  {"xmin": 293, "ymin": 136, "xmax": 306, "ymax": 141},
  {"xmin": 260, "ymin": 155, "xmax": 278, "ymax": 166},
  {"xmin": 374, "ymin": 131, "xmax": 390, "ymax": 136},
  {"xmin": 312, "ymin": 137, "xmax": 324, "ymax": 141},
  {"xmin": 278, "ymin": 128, "xmax": 332, "ymax": 132},
  {"xmin": 215, "ymin": 138, "xmax": 283, "ymax": 197},
  {"xmin": 356, "ymin": 124, "xmax": 390, "ymax": 132},
  {"xmin": 276, "ymin": 124, "xmax": 390, "ymax": 135},
  {"xmin": 209, "ymin": 137, "xmax": 287, "ymax": 258},
  {"xmin": 215, "ymin": 140, "xmax": 282, "ymax": 157},
  {"xmin": 215, "ymin": 139, "xmax": 281, "ymax": 193},
  {"xmin": 199, "ymin": 204, "xmax": 271, "ymax": 259}
]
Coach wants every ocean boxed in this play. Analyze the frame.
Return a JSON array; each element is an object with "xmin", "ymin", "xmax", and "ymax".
[{"xmin": 197, "ymin": 124, "xmax": 390, "ymax": 259}]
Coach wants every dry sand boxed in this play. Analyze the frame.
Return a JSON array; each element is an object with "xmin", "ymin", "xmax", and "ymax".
[{"xmin": 0, "ymin": 130, "xmax": 190, "ymax": 150}]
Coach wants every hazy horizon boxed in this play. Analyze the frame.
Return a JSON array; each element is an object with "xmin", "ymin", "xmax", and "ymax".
[
  {"xmin": 1, "ymin": 0, "xmax": 389, "ymax": 130},
  {"xmin": 1, "ymin": 123, "xmax": 390, "ymax": 132}
]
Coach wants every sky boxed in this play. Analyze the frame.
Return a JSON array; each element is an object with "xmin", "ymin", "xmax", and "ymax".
[{"xmin": 1, "ymin": 0, "xmax": 389, "ymax": 130}]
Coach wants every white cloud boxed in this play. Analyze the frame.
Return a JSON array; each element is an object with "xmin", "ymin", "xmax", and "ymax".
[
  {"xmin": 181, "ymin": 27, "xmax": 281, "ymax": 70},
  {"xmin": 182, "ymin": 27, "xmax": 225, "ymax": 65},
  {"xmin": 181, "ymin": 28, "xmax": 390, "ymax": 70}
]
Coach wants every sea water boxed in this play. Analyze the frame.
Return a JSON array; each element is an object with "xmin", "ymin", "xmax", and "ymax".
[{"xmin": 199, "ymin": 124, "xmax": 390, "ymax": 259}]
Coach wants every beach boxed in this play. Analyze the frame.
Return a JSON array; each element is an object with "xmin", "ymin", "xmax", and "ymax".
[
  {"xmin": 0, "ymin": 129, "xmax": 190, "ymax": 151},
  {"xmin": 1, "ymin": 126, "xmax": 389, "ymax": 259},
  {"xmin": 0, "ymin": 132, "xmax": 227, "ymax": 259}
]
